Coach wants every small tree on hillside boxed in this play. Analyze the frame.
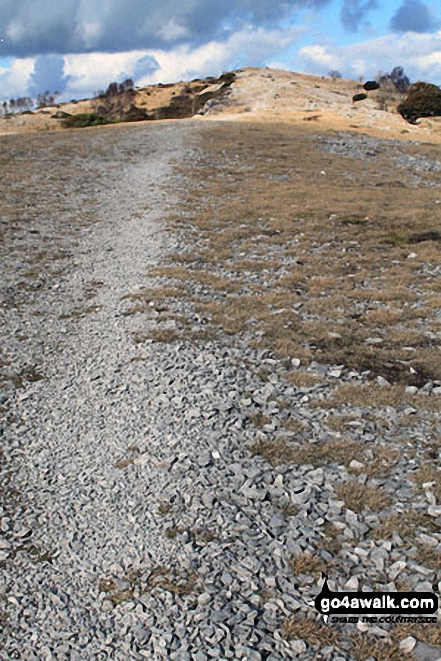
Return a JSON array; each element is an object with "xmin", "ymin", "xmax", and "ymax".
[
  {"xmin": 37, "ymin": 90, "xmax": 58, "ymax": 108},
  {"xmin": 379, "ymin": 66, "xmax": 410, "ymax": 93},
  {"xmin": 15, "ymin": 96, "xmax": 34, "ymax": 112},
  {"xmin": 376, "ymin": 66, "xmax": 411, "ymax": 111}
]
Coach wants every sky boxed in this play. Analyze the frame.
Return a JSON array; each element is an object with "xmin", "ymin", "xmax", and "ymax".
[{"xmin": 0, "ymin": 0, "xmax": 440, "ymax": 103}]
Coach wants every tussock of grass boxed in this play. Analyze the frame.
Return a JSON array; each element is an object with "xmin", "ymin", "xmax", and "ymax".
[
  {"xmin": 287, "ymin": 371, "xmax": 324, "ymax": 388},
  {"xmin": 98, "ymin": 578, "xmax": 134, "ymax": 606},
  {"xmin": 361, "ymin": 445, "xmax": 400, "ymax": 478},
  {"xmin": 410, "ymin": 467, "xmax": 441, "ymax": 501},
  {"xmin": 370, "ymin": 511, "xmax": 439, "ymax": 542},
  {"xmin": 315, "ymin": 384, "xmax": 441, "ymax": 412},
  {"xmin": 145, "ymin": 566, "xmax": 199, "ymax": 596},
  {"xmin": 250, "ymin": 437, "xmax": 363, "ymax": 468},
  {"xmin": 148, "ymin": 328, "xmax": 181, "ymax": 344},
  {"xmin": 348, "ymin": 632, "xmax": 400, "ymax": 661},
  {"xmin": 288, "ymin": 552, "xmax": 327, "ymax": 577},
  {"xmin": 350, "ymin": 621, "xmax": 441, "ymax": 660},
  {"xmin": 334, "ymin": 480, "xmax": 392, "ymax": 513},
  {"xmin": 414, "ymin": 543, "xmax": 441, "ymax": 571},
  {"xmin": 283, "ymin": 614, "xmax": 338, "ymax": 645},
  {"xmin": 114, "ymin": 457, "xmax": 135, "ymax": 469}
]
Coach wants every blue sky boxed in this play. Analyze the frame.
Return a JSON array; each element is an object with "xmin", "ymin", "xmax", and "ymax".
[{"xmin": 0, "ymin": 0, "xmax": 440, "ymax": 102}]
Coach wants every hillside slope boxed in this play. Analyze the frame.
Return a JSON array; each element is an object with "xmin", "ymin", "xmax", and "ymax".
[{"xmin": 1, "ymin": 67, "xmax": 441, "ymax": 143}]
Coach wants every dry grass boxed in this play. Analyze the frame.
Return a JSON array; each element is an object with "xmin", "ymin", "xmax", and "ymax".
[
  {"xmin": 250, "ymin": 437, "xmax": 365, "ymax": 468},
  {"xmin": 162, "ymin": 121, "xmax": 441, "ymax": 392},
  {"xmin": 114, "ymin": 457, "xmax": 135, "ymax": 469},
  {"xmin": 348, "ymin": 632, "xmax": 401, "ymax": 661},
  {"xmin": 122, "ymin": 286, "xmax": 182, "ymax": 304},
  {"xmin": 334, "ymin": 480, "xmax": 392, "ymax": 513},
  {"xmin": 391, "ymin": 622, "xmax": 441, "ymax": 649},
  {"xmin": 370, "ymin": 510, "xmax": 439, "ymax": 541},
  {"xmin": 325, "ymin": 414, "xmax": 359, "ymax": 433},
  {"xmin": 314, "ymin": 384, "xmax": 441, "ymax": 412},
  {"xmin": 318, "ymin": 522, "xmax": 344, "ymax": 556},
  {"xmin": 98, "ymin": 578, "xmax": 134, "ymax": 606},
  {"xmin": 287, "ymin": 371, "xmax": 323, "ymax": 388},
  {"xmin": 288, "ymin": 552, "xmax": 327, "ymax": 577},
  {"xmin": 283, "ymin": 614, "xmax": 338, "ymax": 645},
  {"xmin": 349, "ymin": 621, "xmax": 441, "ymax": 660},
  {"xmin": 248, "ymin": 412, "xmax": 273, "ymax": 428},
  {"xmin": 144, "ymin": 566, "xmax": 199, "ymax": 597},
  {"xmin": 410, "ymin": 467, "xmax": 441, "ymax": 501},
  {"xmin": 414, "ymin": 543, "xmax": 441, "ymax": 571},
  {"xmin": 361, "ymin": 446, "xmax": 400, "ymax": 478},
  {"xmin": 249, "ymin": 437, "xmax": 298, "ymax": 466},
  {"xmin": 147, "ymin": 328, "xmax": 182, "ymax": 344}
]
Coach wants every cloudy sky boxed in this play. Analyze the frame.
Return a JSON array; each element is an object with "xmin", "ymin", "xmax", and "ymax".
[{"xmin": 0, "ymin": 0, "xmax": 440, "ymax": 102}]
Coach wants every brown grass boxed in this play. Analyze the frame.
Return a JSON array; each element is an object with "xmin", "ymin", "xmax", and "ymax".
[
  {"xmin": 287, "ymin": 371, "xmax": 323, "ymax": 388},
  {"xmin": 144, "ymin": 566, "xmax": 199, "ymax": 597},
  {"xmin": 283, "ymin": 614, "xmax": 338, "ymax": 645},
  {"xmin": 370, "ymin": 510, "xmax": 439, "ymax": 542},
  {"xmin": 348, "ymin": 632, "xmax": 401, "ymax": 661},
  {"xmin": 334, "ymin": 480, "xmax": 392, "ymax": 512},
  {"xmin": 288, "ymin": 552, "xmax": 327, "ymax": 577},
  {"xmin": 314, "ymin": 384, "xmax": 441, "ymax": 412},
  {"xmin": 161, "ymin": 121, "xmax": 441, "ymax": 392},
  {"xmin": 410, "ymin": 467, "xmax": 441, "ymax": 501},
  {"xmin": 250, "ymin": 437, "xmax": 366, "ymax": 468}
]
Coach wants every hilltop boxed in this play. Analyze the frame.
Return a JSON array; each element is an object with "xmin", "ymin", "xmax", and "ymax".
[{"xmin": 1, "ymin": 67, "xmax": 441, "ymax": 143}]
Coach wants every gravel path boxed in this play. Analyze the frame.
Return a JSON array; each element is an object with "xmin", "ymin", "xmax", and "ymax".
[
  {"xmin": 1, "ymin": 122, "xmax": 198, "ymax": 658},
  {"xmin": 1, "ymin": 122, "xmax": 440, "ymax": 661}
]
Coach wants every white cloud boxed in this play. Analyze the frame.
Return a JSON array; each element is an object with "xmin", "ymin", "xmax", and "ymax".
[
  {"xmin": 295, "ymin": 30, "xmax": 441, "ymax": 83},
  {"xmin": 66, "ymin": 24, "xmax": 303, "ymax": 97},
  {"xmin": 297, "ymin": 44, "xmax": 340, "ymax": 70},
  {"xmin": 64, "ymin": 50, "xmax": 148, "ymax": 97},
  {"xmin": 266, "ymin": 61, "xmax": 292, "ymax": 70},
  {"xmin": 157, "ymin": 18, "xmax": 191, "ymax": 42},
  {"xmin": 0, "ymin": 24, "xmax": 304, "ymax": 101},
  {"xmin": 0, "ymin": 57, "xmax": 34, "ymax": 99}
]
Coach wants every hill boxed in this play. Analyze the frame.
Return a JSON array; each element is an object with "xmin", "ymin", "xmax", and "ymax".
[{"xmin": 1, "ymin": 67, "xmax": 441, "ymax": 143}]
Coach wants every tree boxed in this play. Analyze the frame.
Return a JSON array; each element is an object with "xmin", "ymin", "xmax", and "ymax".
[
  {"xmin": 378, "ymin": 66, "xmax": 410, "ymax": 93},
  {"xmin": 375, "ymin": 66, "xmax": 411, "ymax": 111},
  {"xmin": 14, "ymin": 96, "xmax": 34, "ymax": 112},
  {"xmin": 328, "ymin": 70, "xmax": 342, "ymax": 80},
  {"xmin": 37, "ymin": 90, "xmax": 58, "ymax": 108}
]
